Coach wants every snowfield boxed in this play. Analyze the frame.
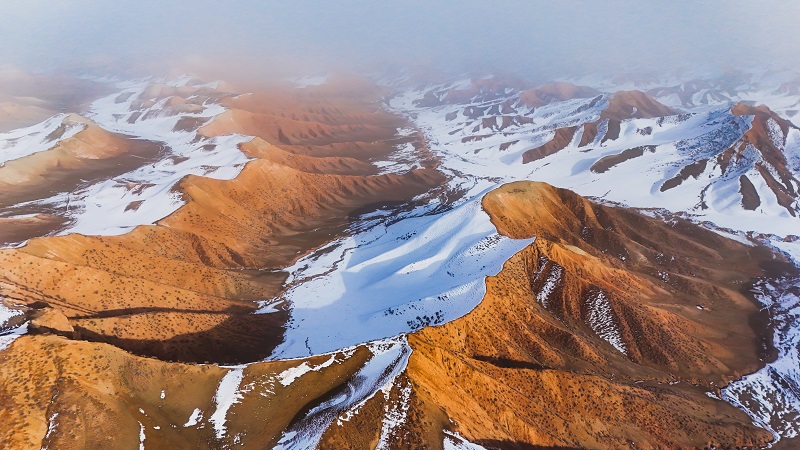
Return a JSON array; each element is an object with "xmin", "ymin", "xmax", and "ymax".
[
  {"xmin": 389, "ymin": 83, "xmax": 800, "ymax": 236},
  {"xmin": 0, "ymin": 113, "xmax": 86, "ymax": 165},
  {"xmin": 389, "ymin": 76, "xmax": 800, "ymax": 443},
  {"xmin": 1, "ymin": 77, "xmax": 253, "ymax": 240},
  {"xmin": 268, "ymin": 191, "xmax": 533, "ymax": 359}
]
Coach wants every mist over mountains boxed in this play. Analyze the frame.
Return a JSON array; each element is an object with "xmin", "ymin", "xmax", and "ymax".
[
  {"xmin": 3, "ymin": 2, "xmax": 800, "ymax": 449},
  {"xmin": 3, "ymin": 0, "xmax": 800, "ymax": 80}
]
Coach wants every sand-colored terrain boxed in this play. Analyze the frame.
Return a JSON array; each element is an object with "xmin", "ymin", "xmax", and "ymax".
[
  {"xmin": 320, "ymin": 181, "xmax": 781, "ymax": 449},
  {"xmin": 0, "ymin": 333, "xmax": 375, "ymax": 449},
  {"xmin": 0, "ymin": 115, "xmax": 162, "ymax": 207},
  {"xmin": 0, "ymin": 70, "xmax": 791, "ymax": 449},
  {"xmin": 579, "ymin": 90, "xmax": 676, "ymax": 147},
  {"xmin": 0, "ymin": 180, "xmax": 783, "ymax": 449},
  {"xmin": 0, "ymin": 79, "xmax": 442, "ymax": 363}
]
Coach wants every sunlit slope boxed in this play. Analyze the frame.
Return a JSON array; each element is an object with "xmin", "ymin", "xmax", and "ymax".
[
  {"xmin": 320, "ymin": 181, "xmax": 781, "ymax": 449},
  {"xmin": 0, "ymin": 77, "xmax": 442, "ymax": 363}
]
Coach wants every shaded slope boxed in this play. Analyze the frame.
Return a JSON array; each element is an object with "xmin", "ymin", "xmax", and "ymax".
[{"xmin": 0, "ymin": 333, "xmax": 377, "ymax": 449}]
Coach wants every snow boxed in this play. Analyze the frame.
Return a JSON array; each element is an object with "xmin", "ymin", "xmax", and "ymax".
[
  {"xmin": 0, "ymin": 303, "xmax": 26, "ymax": 351},
  {"xmin": 268, "ymin": 192, "xmax": 533, "ymax": 359},
  {"xmin": 785, "ymin": 129, "xmax": 800, "ymax": 176},
  {"xmin": 375, "ymin": 379, "xmax": 412, "ymax": 450},
  {"xmin": 3, "ymin": 71, "xmax": 800, "ymax": 443},
  {"xmin": 276, "ymin": 354, "xmax": 338, "ymax": 386},
  {"xmin": 536, "ymin": 264, "xmax": 562, "ymax": 309},
  {"xmin": 274, "ymin": 337, "xmax": 412, "ymax": 450},
  {"xmin": 722, "ymin": 276, "xmax": 800, "ymax": 439},
  {"xmin": 255, "ymin": 300, "xmax": 282, "ymax": 314},
  {"xmin": 209, "ymin": 366, "xmax": 245, "ymax": 439},
  {"xmin": 389, "ymin": 78, "xmax": 800, "ymax": 442},
  {"xmin": 0, "ymin": 113, "xmax": 85, "ymax": 165},
  {"xmin": 390, "ymin": 83, "xmax": 800, "ymax": 236},
  {"xmin": 443, "ymin": 431, "xmax": 488, "ymax": 450},
  {"xmin": 0, "ymin": 77, "xmax": 253, "ymax": 243},
  {"xmin": 0, "ymin": 302, "xmax": 23, "ymax": 326},
  {"xmin": 183, "ymin": 408, "xmax": 203, "ymax": 428},
  {"xmin": 773, "ymin": 239, "xmax": 800, "ymax": 264},
  {"xmin": 60, "ymin": 80, "xmax": 252, "ymax": 236},
  {"xmin": 705, "ymin": 226, "xmax": 755, "ymax": 247},
  {"xmin": 41, "ymin": 412, "xmax": 59, "ymax": 450},
  {"xmin": 138, "ymin": 421, "xmax": 146, "ymax": 450},
  {"xmin": 586, "ymin": 290, "xmax": 627, "ymax": 355}
]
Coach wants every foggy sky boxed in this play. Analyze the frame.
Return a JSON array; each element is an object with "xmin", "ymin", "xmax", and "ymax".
[{"xmin": 2, "ymin": 0, "xmax": 799, "ymax": 80}]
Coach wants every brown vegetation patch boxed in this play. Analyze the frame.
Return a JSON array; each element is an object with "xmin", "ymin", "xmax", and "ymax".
[
  {"xmin": 522, "ymin": 127, "xmax": 577, "ymax": 163},
  {"xmin": 660, "ymin": 159, "xmax": 708, "ymax": 191},
  {"xmin": 590, "ymin": 145, "xmax": 656, "ymax": 173},
  {"xmin": 739, "ymin": 175, "xmax": 761, "ymax": 210}
]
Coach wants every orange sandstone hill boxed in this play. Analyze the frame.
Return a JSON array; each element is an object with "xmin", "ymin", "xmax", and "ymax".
[
  {"xmin": 318, "ymin": 181, "xmax": 782, "ymax": 449},
  {"xmin": 523, "ymin": 90, "xmax": 677, "ymax": 163},
  {"xmin": 0, "ymin": 181, "xmax": 784, "ymax": 449},
  {"xmin": 0, "ymin": 114, "xmax": 163, "ymax": 208},
  {"xmin": 0, "ymin": 79, "xmax": 443, "ymax": 364}
]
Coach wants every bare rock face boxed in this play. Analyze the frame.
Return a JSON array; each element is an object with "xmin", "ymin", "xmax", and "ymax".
[{"xmin": 28, "ymin": 307, "xmax": 74, "ymax": 338}]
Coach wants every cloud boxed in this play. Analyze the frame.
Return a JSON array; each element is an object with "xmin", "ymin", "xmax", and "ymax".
[{"xmin": 1, "ymin": 0, "xmax": 798, "ymax": 79}]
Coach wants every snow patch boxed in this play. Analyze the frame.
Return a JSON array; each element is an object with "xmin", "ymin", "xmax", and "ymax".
[
  {"xmin": 375, "ymin": 379, "xmax": 412, "ymax": 450},
  {"xmin": 183, "ymin": 408, "xmax": 203, "ymax": 428},
  {"xmin": 443, "ymin": 430, "xmax": 488, "ymax": 450},
  {"xmin": 586, "ymin": 290, "xmax": 627, "ymax": 355},
  {"xmin": 41, "ymin": 412, "xmax": 59, "ymax": 450},
  {"xmin": 209, "ymin": 367, "xmax": 245, "ymax": 439},
  {"xmin": 536, "ymin": 265, "xmax": 563, "ymax": 308},
  {"xmin": 0, "ymin": 302, "xmax": 27, "ymax": 351},
  {"xmin": 277, "ymin": 354, "xmax": 338, "ymax": 387},
  {"xmin": 1, "ymin": 78, "xmax": 253, "ymax": 243},
  {"xmin": 0, "ymin": 113, "xmax": 85, "ymax": 165},
  {"xmin": 138, "ymin": 421, "xmax": 146, "ymax": 450},
  {"xmin": 722, "ymin": 274, "xmax": 800, "ymax": 439},
  {"xmin": 274, "ymin": 337, "xmax": 412, "ymax": 450}
]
